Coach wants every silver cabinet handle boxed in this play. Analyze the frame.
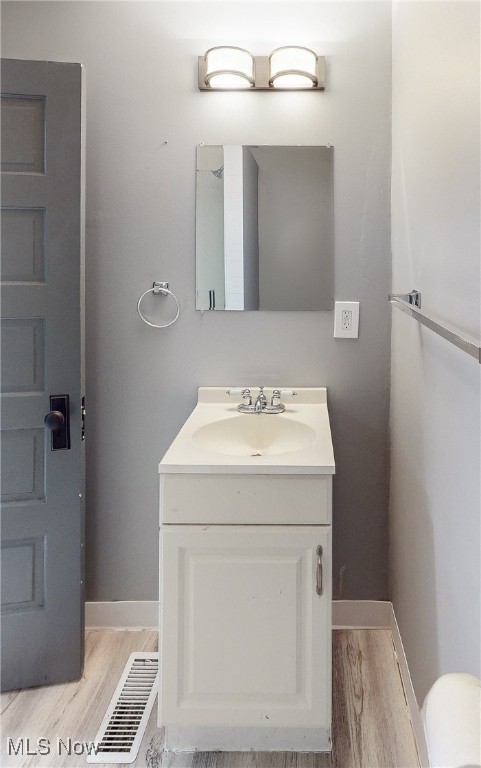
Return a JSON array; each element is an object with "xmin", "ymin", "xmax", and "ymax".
[{"xmin": 316, "ymin": 545, "xmax": 323, "ymax": 596}]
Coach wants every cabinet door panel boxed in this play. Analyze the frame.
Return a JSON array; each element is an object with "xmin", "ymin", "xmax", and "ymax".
[{"xmin": 160, "ymin": 525, "xmax": 331, "ymax": 729}]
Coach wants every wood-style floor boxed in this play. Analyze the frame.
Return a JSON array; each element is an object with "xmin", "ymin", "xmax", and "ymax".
[{"xmin": 1, "ymin": 629, "xmax": 419, "ymax": 768}]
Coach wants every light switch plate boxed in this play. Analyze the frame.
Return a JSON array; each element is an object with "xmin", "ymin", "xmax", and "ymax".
[{"xmin": 334, "ymin": 301, "xmax": 360, "ymax": 338}]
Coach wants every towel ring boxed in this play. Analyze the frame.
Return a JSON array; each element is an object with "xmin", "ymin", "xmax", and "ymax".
[{"xmin": 137, "ymin": 282, "xmax": 180, "ymax": 328}]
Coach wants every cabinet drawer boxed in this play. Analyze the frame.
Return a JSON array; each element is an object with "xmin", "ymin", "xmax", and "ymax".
[{"xmin": 161, "ymin": 473, "xmax": 331, "ymax": 525}]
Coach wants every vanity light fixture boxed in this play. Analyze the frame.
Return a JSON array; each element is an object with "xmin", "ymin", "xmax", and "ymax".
[
  {"xmin": 203, "ymin": 46, "xmax": 254, "ymax": 89},
  {"xmin": 198, "ymin": 46, "xmax": 325, "ymax": 91},
  {"xmin": 269, "ymin": 46, "xmax": 319, "ymax": 88}
]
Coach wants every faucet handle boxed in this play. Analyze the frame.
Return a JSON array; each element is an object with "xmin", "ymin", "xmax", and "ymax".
[
  {"xmin": 279, "ymin": 389, "xmax": 297, "ymax": 398},
  {"xmin": 271, "ymin": 389, "xmax": 282, "ymax": 407},
  {"xmin": 226, "ymin": 387, "xmax": 252, "ymax": 404},
  {"xmin": 270, "ymin": 389, "xmax": 297, "ymax": 407}
]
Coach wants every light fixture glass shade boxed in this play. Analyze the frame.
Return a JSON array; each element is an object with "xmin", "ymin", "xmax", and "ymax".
[
  {"xmin": 269, "ymin": 46, "xmax": 318, "ymax": 88},
  {"xmin": 204, "ymin": 46, "xmax": 254, "ymax": 89}
]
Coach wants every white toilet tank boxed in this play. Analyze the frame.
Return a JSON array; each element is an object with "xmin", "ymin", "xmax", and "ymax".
[{"xmin": 422, "ymin": 673, "xmax": 481, "ymax": 768}]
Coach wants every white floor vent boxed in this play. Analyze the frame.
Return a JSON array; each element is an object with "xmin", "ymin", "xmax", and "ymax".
[{"xmin": 87, "ymin": 651, "xmax": 159, "ymax": 764}]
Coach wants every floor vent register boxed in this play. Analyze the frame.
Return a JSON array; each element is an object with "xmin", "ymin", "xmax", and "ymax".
[{"xmin": 87, "ymin": 652, "xmax": 159, "ymax": 764}]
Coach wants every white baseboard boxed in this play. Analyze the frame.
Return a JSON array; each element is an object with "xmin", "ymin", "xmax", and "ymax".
[
  {"xmin": 389, "ymin": 607, "xmax": 430, "ymax": 768},
  {"xmin": 85, "ymin": 600, "xmax": 158, "ymax": 630},
  {"xmin": 85, "ymin": 598, "xmax": 428, "ymax": 766},
  {"xmin": 332, "ymin": 599, "xmax": 393, "ymax": 628}
]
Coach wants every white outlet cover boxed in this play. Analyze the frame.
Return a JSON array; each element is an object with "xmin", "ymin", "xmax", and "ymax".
[{"xmin": 334, "ymin": 301, "xmax": 360, "ymax": 338}]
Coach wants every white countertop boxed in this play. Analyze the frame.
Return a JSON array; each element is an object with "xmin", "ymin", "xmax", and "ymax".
[{"xmin": 159, "ymin": 387, "xmax": 335, "ymax": 475}]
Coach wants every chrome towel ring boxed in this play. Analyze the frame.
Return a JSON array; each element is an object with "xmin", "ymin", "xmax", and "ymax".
[{"xmin": 137, "ymin": 281, "xmax": 180, "ymax": 328}]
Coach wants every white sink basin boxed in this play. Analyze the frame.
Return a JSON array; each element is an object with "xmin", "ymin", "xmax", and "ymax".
[
  {"xmin": 159, "ymin": 387, "xmax": 335, "ymax": 475},
  {"xmin": 192, "ymin": 414, "xmax": 317, "ymax": 457}
]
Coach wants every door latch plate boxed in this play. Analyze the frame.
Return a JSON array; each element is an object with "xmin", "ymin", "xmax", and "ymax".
[{"xmin": 49, "ymin": 394, "xmax": 71, "ymax": 450}]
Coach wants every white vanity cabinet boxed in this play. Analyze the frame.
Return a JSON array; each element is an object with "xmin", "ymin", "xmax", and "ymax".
[
  {"xmin": 158, "ymin": 387, "xmax": 335, "ymax": 752},
  {"xmin": 159, "ymin": 473, "xmax": 333, "ymax": 752},
  {"xmin": 160, "ymin": 523, "xmax": 331, "ymax": 730}
]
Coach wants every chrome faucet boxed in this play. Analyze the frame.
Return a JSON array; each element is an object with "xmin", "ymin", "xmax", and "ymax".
[
  {"xmin": 254, "ymin": 386, "xmax": 267, "ymax": 413},
  {"xmin": 227, "ymin": 387, "xmax": 297, "ymax": 414}
]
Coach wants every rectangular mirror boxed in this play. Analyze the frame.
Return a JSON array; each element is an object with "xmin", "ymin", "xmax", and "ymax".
[{"xmin": 196, "ymin": 144, "xmax": 334, "ymax": 311}]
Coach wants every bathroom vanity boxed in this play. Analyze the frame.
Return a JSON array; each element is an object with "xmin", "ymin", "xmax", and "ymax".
[{"xmin": 158, "ymin": 387, "xmax": 335, "ymax": 752}]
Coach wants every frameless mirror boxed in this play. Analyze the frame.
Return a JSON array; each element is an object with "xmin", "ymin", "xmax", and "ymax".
[{"xmin": 195, "ymin": 145, "xmax": 334, "ymax": 311}]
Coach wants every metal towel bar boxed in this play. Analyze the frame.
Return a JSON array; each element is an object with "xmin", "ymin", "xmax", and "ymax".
[{"xmin": 389, "ymin": 290, "xmax": 481, "ymax": 364}]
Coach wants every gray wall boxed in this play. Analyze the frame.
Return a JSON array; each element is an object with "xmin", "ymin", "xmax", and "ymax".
[
  {"xmin": 390, "ymin": 1, "xmax": 480, "ymax": 703},
  {"xmin": 1, "ymin": 1, "xmax": 392, "ymax": 602}
]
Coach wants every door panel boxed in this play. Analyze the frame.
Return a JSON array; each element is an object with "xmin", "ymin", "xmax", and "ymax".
[
  {"xmin": 1, "ymin": 95, "xmax": 45, "ymax": 173},
  {"xmin": 1, "ymin": 317, "xmax": 45, "ymax": 392},
  {"xmin": 0, "ymin": 428, "xmax": 45, "ymax": 502},
  {"xmin": 160, "ymin": 525, "xmax": 331, "ymax": 729},
  {"xmin": 0, "ymin": 59, "xmax": 84, "ymax": 691},
  {"xmin": 1, "ymin": 536, "xmax": 45, "ymax": 612},
  {"xmin": 1, "ymin": 207, "xmax": 45, "ymax": 282}
]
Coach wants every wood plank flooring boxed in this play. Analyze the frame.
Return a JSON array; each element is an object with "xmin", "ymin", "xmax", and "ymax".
[{"xmin": 1, "ymin": 629, "xmax": 419, "ymax": 768}]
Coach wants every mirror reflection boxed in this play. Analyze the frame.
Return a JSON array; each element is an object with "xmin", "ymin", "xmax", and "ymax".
[{"xmin": 195, "ymin": 145, "xmax": 334, "ymax": 311}]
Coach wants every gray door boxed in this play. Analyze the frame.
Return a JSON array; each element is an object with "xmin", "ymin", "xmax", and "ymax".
[{"xmin": 1, "ymin": 59, "xmax": 84, "ymax": 691}]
